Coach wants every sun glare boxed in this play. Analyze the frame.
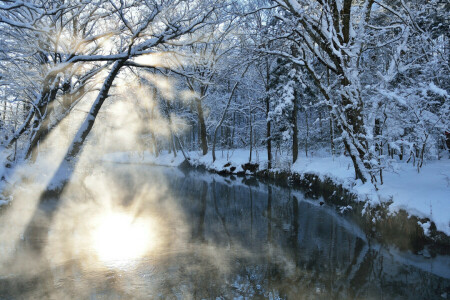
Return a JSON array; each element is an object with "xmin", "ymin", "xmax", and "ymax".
[{"xmin": 91, "ymin": 212, "xmax": 154, "ymax": 268}]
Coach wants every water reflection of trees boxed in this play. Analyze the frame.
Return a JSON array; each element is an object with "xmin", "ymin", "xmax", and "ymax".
[
  {"xmin": 167, "ymin": 171, "xmax": 449, "ymax": 299},
  {"xmin": 0, "ymin": 167, "xmax": 448, "ymax": 299}
]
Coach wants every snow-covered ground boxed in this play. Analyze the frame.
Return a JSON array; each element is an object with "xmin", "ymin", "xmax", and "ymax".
[
  {"xmin": 102, "ymin": 149, "xmax": 450, "ymax": 236},
  {"xmin": 291, "ymin": 156, "xmax": 450, "ymax": 236},
  {"xmin": 102, "ymin": 151, "xmax": 186, "ymax": 167}
]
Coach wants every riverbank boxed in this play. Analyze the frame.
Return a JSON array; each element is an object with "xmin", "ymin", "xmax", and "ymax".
[{"xmin": 102, "ymin": 149, "xmax": 450, "ymax": 244}]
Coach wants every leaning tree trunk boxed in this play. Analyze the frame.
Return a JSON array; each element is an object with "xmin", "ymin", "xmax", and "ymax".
[
  {"xmin": 339, "ymin": 116, "xmax": 368, "ymax": 183},
  {"xmin": 339, "ymin": 0, "xmax": 372, "ymax": 183},
  {"xmin": 40, "ymin": 59, "xmax": 125, "ymax": 200},
  {"xmin": 3, "ymin": 74, "xmax": 58, "ymax": 153},
  {"xmin": 340, "ymin": 76, "xmax": 370, "ymax": 183},
  {"xmin": 26, "ymin": 77, "xmax": 81, "ymax": 162}
]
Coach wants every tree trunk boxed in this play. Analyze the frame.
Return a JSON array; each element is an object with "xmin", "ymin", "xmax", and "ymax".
[
  {"xmin": 2, "ymin": 102, "xmax": 6, "ymax": 122},
  {"xmin": 171, "ymin": 132, "xmax": 177, "ymax": 157},
  {"xmin": 196, "ymin": 97, "xmax": 208, "ymax": 155},
  {"xmin": 191, "ymin": 122, "xmax": 195, "ymax": 150},
  {"xmin": 249, "ymin": 111, "xmax": 253, "ymax": 162},
  {"xmin": 27, "ymin": 78, "xmax": 62, "ymax": 162},
  {"xmin": 266, "ymin": 95, "xmax": 272, "ymax": 169},
  {"xmin": 374, "ymin": 118, "xmax": 381, "ymax": 154},
  {"xmin": 343, "ymin": 139, "xmax": 366, "ymax": 182},
  {"xmin": 305, "ymin": 108, "xmax": 309, "ymax": 157},
  {"xmin": 290, "ymin": 45, "xmax": 299, "ymax": 163},
  {"xmin": 340, "ymin": 76, "xmax": 369, "ymax": 183},
  {"xmin": 151, "ymin": 131, "xmax": 158, "ymax": 157},
  {"xmin": 330, "ymin": 118, "xmax": 335, "ymax": 156},
  {"xmin": 4, "ymin": 75, "xmax": 57, "ymax": 153},
  {"xmin": 231, "ymin": 112, "xmax": 236, "ymax": 148},
  {"xmin": 40, "ymin": 60, "xmax": 125, "ymax": 199},
  {"xmin": 292, "ymin": 89, "xmax": 298, "ymax": 163}
]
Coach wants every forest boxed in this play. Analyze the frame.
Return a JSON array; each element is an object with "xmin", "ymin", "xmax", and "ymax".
[{"xmin": 0, "ymin": 0, "xmax": 448, "ymax": 190}]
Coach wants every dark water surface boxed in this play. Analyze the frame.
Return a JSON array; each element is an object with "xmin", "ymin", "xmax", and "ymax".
[{"xmin": 0, "ymin": 164, "xmax": 449, "ymax": 299}]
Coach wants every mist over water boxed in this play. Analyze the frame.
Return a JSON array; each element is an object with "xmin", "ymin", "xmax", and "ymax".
[{"xmin": 0, "ymin": 163, "xmax": 448, "ymax": 299}]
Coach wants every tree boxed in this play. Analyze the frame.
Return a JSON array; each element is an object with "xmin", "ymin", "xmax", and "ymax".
[
  {"xmin": 38, "ymin": 0, "xmax": 222, "ymax": 197},
  {"xmin": 267, "ymin": 0, "xmax": 378, "ymax": 183},
  {"xmin": 0, "ymin": 0, "xmax": 122, "ymax": 166},
  {"xmin": 268, "ymin": 58, "xmax": 299, "ymax": 163}
]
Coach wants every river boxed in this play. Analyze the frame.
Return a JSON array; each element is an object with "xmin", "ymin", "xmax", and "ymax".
[{"xmin": 0, "ymin": 163, "xmax": 449, "ymax": 299}]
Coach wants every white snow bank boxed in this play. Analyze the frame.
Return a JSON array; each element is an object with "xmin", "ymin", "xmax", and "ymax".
[
  {"xmin": 102, "ymin": 151, "xmax": 185, "ymax": 167},
  {"xmin": 380, "ymin": 159, "xmax": 450, "ymax": 236},
  {"xmin": 292, "ymin": 155, "xmax": 450, "ymax": 235},
  {"xmin": 188, "ymin": 149, "xmax": 265, "ymax": 173}
]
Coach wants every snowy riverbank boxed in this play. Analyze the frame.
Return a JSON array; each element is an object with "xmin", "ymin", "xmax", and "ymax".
[{"xmin": 102, "ymin": 149, "xmax": 450, "ymax": 236}]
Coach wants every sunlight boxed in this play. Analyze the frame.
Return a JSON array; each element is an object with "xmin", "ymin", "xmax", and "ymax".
[{"xmin": 91, "ymin": 212, "xmax": 155, "ymax": 268}]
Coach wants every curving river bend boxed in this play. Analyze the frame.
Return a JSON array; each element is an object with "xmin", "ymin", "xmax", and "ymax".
[{"xmin": 0, "ymin": 163, "xmax": 449, "ymax": 299}]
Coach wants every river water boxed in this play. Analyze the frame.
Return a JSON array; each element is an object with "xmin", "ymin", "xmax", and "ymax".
[{"xmin": 0, "ymin": 163, "xmax": 449, "ymax": 299}]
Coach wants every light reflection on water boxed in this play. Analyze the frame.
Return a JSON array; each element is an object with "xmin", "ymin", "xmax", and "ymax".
[
  {"xmin": 0, "ymin": 164, "xmax": 449, "ymax": 299},
  {"xmin": 90, "ymin": 211, "xmax": 156, "ymax": 269}
]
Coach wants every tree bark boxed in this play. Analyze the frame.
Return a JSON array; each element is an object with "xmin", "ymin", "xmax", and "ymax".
[
  {"xmin": 292, "ymin": 88, "xmax": 298, "ymax": 163},
  {"xmin": 249, "ymin": 105, "xmax": 253, "ymax": 162},
  {"xmin": 330, "ymin": 118, "xmax": 335, "ymax": 156},
  {"xmin": 266, "ymin": 94, "xmax": 272, "ymax": 169},
  {"xmin": 305, "ymin": 108, "xmax": 309, "ymax": 157},
  {"xmin": 196, "ymin": 96, "xmax": 208, "ymax": 155}
]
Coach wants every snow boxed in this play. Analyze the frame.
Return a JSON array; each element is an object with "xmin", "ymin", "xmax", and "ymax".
[
  {"xmin": 428, "ymin": 82, "xmax": 448, "ymax": 97},
  {"xmin": 190, "ymin": 149, "xmax": 266, "ymax": 173},
  {"xmin": 0, "ymin": 198, "xmax": 11, "ymax": 207},
  {"xmin": 103, "ymin": 149, "xmax": 450, "ymax": 236},
  {"xmin": 380, "ymin": 160, "xmax": 450, "ymax": 235},
  {"xmin": 293, "ymin": 155, "xmax": 450, "ymax": 236},
  {"xmin": 102, "ymin": 151, "xmax": 185, "ymax": 167},
  {"xmin": 419, "ymin": 221, "xmax": 432, "ymax": 236}
]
